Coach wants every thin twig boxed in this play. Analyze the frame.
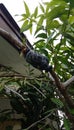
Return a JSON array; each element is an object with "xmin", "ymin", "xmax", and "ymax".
[
  {"xmin": 5, "ymin": 86, "xmax": 27, "ymax": 101},
  {"xmin": 27, "ymin": 82, "xmax": 46, "ymax": 98},
  {"xmin": 23, "ymin": 110, "xmax": 54, "ymax": 130}
]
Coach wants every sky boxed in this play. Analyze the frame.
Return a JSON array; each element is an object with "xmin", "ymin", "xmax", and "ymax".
[
  {"xmin": 1, "ymin": 0, "xmax": 42, "ymax": 25},
  {"xmin": 1, "ymin": 0, "xmax": 49, "ymax": 43},
  {"xmin": 1, "ymin": 0, "xmax": 42, "ymax": 17}
]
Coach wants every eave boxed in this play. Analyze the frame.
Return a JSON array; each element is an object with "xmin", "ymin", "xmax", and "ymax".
[{"xmin": 0, "ymin": 3, "xmax": 40, "ymax": 77}]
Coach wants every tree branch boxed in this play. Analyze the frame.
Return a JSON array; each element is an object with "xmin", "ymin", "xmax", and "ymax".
[{"xmin": 49, "ymin": 69, "xmax": 74, "ymax": 109}]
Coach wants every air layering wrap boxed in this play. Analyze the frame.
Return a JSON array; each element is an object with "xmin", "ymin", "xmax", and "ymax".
[{"xmin": 24, "ymin": 49, "xmax": 52, "ymax": 72}]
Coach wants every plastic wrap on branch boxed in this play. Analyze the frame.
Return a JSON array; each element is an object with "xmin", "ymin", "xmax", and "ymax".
[{"xmin": 24, "ymin": 49, "xmax": 52, "ymax": 72}]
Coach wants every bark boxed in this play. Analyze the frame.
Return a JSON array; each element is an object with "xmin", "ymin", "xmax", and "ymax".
[{"xmin": 49, "ymin": 69, "xmax": 74, "ymax": 108}]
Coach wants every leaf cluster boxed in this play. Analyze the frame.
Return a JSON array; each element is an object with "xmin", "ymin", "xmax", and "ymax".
[{"xmin": 20, "ymin": 0, "xmax": 74, "ymax": 81}]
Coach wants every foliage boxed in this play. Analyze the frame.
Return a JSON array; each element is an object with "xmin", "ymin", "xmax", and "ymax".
[
  {"xmin": 0, "ymin": 0, "xmax": 74, "ymax": 130},
  {"xmin": 21, "ymin": 0, "xmax": 74, "ymax": 81},
  {"xmin": 0, "ymin": 69, "xmax": 61, "ymax": 130}
]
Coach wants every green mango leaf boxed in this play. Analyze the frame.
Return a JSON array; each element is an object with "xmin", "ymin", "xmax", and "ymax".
[
  {"xmin": 21, "ymin": 21, "xmax": 32, "ymax": 32},
  {"xmin": 33, "ymin": 39, "xmax": 45, "ymax": 45},
  {"xmin": 21, "ymin": 20, "xmax": 28, "ymax": 32},
  {"xmin": 46, "ymin": 5, "xmax": 67, "ymax": 21},
  {"xmin": 34, "ymin": 41, "xmax": 45, "ymax": 49},
  {"xmin": 40, "ymin": 48, "xmax": 48, "ymax": 57},
  {"xmin": 37, "ymin": 15, "xmax": 44, "ymax": 29},
  {"xmin": 65, "ymin": 33, "xmax": 74, "ymax": 42},
  {"xmin": 61, "ymin": 63, "xmax": 68, "ymax": 69},
  {"xmin": 34, "ymin": 26, "xmax": 43, "ymax": 35},
  {"xmin": 68, "ymin": 16, "xmax": 74, "ymax": 24},
  {"xmin": 47, "ymin": 31, "xmax": 55, "ymax": 43},
  {"xmin": 60, "ymin": 14, "xmax": 68, "ymax": 22},
  {"xmin": 24, "ymin": 1, "xmax": 30, "ymax": 17},
  {"xmin": 46, "ymin": 20, "xmax": 60, "ymax": 33},
  {"xmin": 40, "ymin": 3, "xmax": 45, "ymax": 13},
  {"xmin": 36, "ymin": 33, "xmax": 47, "ymax": 38},
  {"xmin": 21, "ymin": 13, "xmax": 27, "ymax": 20},
  {"xmin": 45, "ymin": 0, "xmax": 66, "ymax": 12},
  {"xmin": 51, "ymin": 98, "xmax": 64, "ymax": 108},
  {"xmin": 64, "ymin": 117, "xmax": 70, "ymax": 130},
  {"xmin": 64, "ymin": 0, "xmax": 74, "ymax": 8},
  {"xmin": 19, "ymin": 13, "xmax": 29, "ymax": 22},
  {"xmin": 69, "ymin": 108, "xmax": 74, "ymax": 115},
  {"xmin": 33, "ymin": 7, "xmax": 38, "ymax": 18},
  {"xmin": 30, "ymin": 26, "xmax": 32, "ymax": 34}
]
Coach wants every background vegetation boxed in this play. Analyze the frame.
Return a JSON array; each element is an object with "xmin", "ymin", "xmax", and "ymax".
[{"xmin": 0, "ymin": 0, "xmax": 74, "ymax": 130}]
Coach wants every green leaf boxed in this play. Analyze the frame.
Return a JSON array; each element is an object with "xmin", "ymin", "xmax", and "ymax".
[
  {"xmin": 34, "ymin": 41, "xmax": 45, "ymax": 49},
  {"xmin": 40, "ymin": 48, "xmax": 48, "ymax": 57},
  {"xmin": 51, "ymin": 98, "xmax": 64, "ymax": 108},
  {"xmin": 37, "ymin": 15, "xmax": 44, "ymax": 29},
  {"xmin": 21, "ymin": 20, "xmax": 28, "ymax": 32},
  {"xmin": 17, "ymin": 14, "xmax": 27, "ymax": 23},
  {"xmin": 49, "ymin": 20, "xmax": 60, "ymax": 29},
  {"xmin": 30, "ymin": 26, "xmax": 32, "ymax": 34},
  {"xmin": 64, "ymin": 0, "xmax": 74, "ymax": 8},
  {"xmin": 46, "ymin": 5, "xmax": 67, "ymax": 21},
  {"xmin": 21, "ymin": 21, "xmax": 32, "ymax": 32},
  {"xmin": 34, "ymin": 26, "xmax": 43, "ymax": 35},
  {"xmin": 21, "ymin": 13, "xmax": 27, "ymax": 20},
  {"xmin": 34, "ymin": 15, "xmax": 44, "ymax": 36},
  {"xmin": 45, "ymin": 0, "xmax": 66, "ymax": 12},
  {"xmin": 33, "ymin": 7, "xmax": 38, "ymax": 18},
  {"xmin": 40, "ymin": 3, "xmax": 45, "ymax": 13},
  {"xmin": 24, "ymin": 1, "xmax": 30, "ymax": 17},
  {"xmin": 60, "ymin": 14, "xmax": 68, "ymax": 22},
  {"xmin": 69, "ymin": 108, "xmax": 74, "ymax": 115},
  {"xmin": 65, "ymin": 33, "xmax": 74, "ymax": 42},
  {"xmin": 36, "ymin": 33, "xmax": 47, "ymax": 38},
  {"xmin": 47, "ymin": 32, "xmax": 55, "ymax": 43},
  {"xmin": 68, "ymin": 16, "xmax": 74, "ymax": 24},
  {"xmin": 61, "ymin": 63, "xmax": 68, "ymax": 69},
  {"xmin": 64, "ymin": 117, "xmax": 70, "ymax": 130},
  {"xmin": 33, "ymin": 39, "xmax": 45, "ymax": 45}
]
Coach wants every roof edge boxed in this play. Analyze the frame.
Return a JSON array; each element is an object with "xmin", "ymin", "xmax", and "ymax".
[{"xmin": 0, "ymin": 3, "xmax": 33, "ymax": 49}]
